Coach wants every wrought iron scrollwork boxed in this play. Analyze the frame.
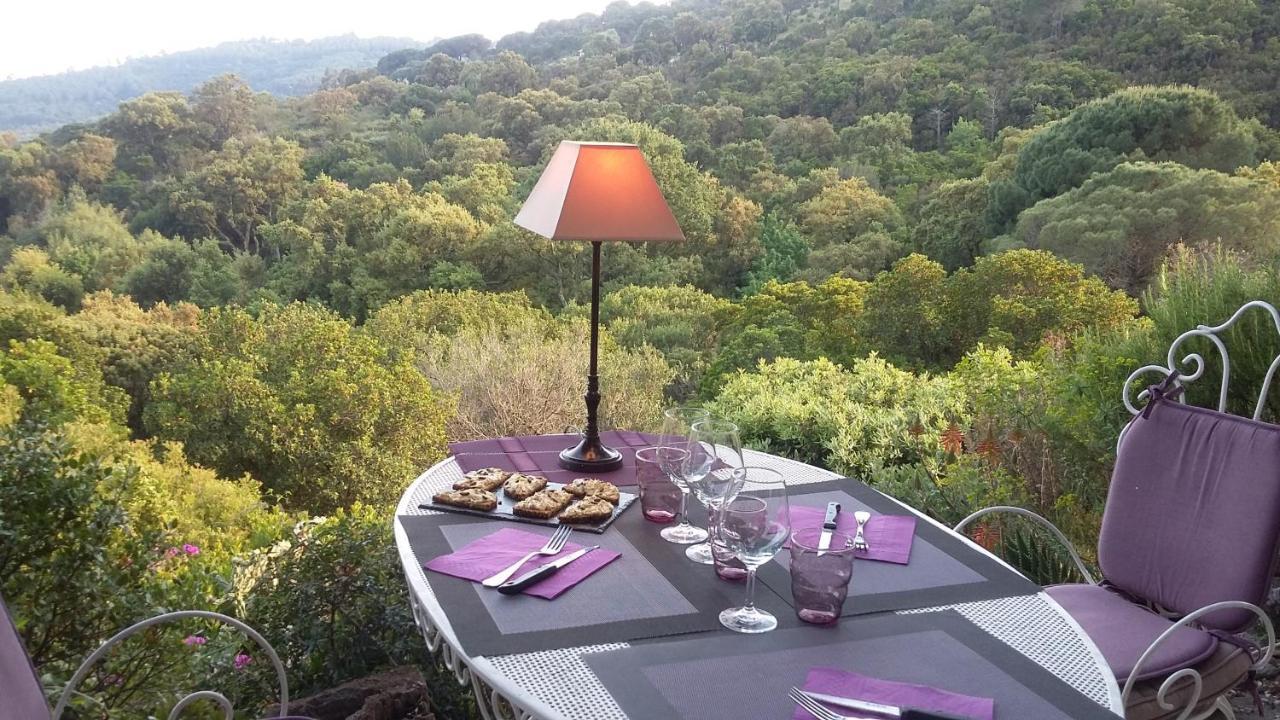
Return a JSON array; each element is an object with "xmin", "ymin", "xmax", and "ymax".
[
  {"xmin": 1123, "ymin": 300, "xmax": 1280, "ymax": 420},
  {"xmin": 51, "ymin": 610, "xmax": 290, "ymax": 720}
]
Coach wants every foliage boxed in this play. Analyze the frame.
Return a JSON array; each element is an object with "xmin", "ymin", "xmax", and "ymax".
[
  {"xmin": 237, "ymin": 507, "xmax": 421, "ymax": 701},
  {"xmin": 0, "ymin": 36, "xmax": 417, "ymax": 136},
  {"xmin": 145, "ymin": 303, "xmax": 451, "ymax": 512},
  {"xmin": 415, "ymin": 310, "xmax": 673, "ymax": 440},
  {"xmin": 1013, "ymin": 161, "xmax": 1280, "ymax": 291},
  {"xmin": 708, "ymin": 356, "xmax": 964, "ymax": 472},
  {"xmin": 989, "ymin": 86, "xmax": 1263, "ymax": 230},
  {"xmin": 601, "ymin": 284, "xmax": 732, "ymax": 398}
]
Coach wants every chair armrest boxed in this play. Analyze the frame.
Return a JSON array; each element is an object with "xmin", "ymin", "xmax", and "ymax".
[
  {"xmin": 1121, "ymin": 600, "xmax": 1276, "ymax": 720},
  {"xmin": 953, "ymin": 506, "xmax": 1097, "ymax": 585},
  {"xmin": 52, "ymin": 610, "xmax": 291, "ymax": 720}
]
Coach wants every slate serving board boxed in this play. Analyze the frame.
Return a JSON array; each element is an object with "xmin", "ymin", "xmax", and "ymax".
[{"xmin": 418, "ymin": 481, "xmax": 637, "ymax": 534}]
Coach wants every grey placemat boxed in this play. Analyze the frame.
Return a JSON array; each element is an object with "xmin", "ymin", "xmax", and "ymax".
[
  {"xmin": 755, "ymin": 479, "xmax": 1038, "ymax": 615},
  {"xmin": 583, "ymin": 610, "xmax": 1117, "ymax": 720},
  {"xmin": 399, "ymin": 509, "xmax": 793, "ymax": 656}
]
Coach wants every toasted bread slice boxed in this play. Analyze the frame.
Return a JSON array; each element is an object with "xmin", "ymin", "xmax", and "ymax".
[
  {"xmin": 559, "ymin": 496, "xmax": 616, "ymax": 524},
  {"xmin": 503, "ymin": 472, "xmax": 549, "ymax": 500},
  {"xmin": 564, "ymin": 478, "xmax": 620, "ymax": 505},
  {"xmin": 512, "ymin": 488, "xmax": 573, "ymax": 519},
  {"xmin": 454, "ymin": 467, "xmax": 509, "ymax": 492},
  {"xmin": 432, "ymin": 488, "xmax": 498, "ymax": 511}
]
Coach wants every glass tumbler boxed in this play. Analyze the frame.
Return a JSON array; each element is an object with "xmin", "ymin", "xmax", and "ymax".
[
  {"xmin": 710, "ymin": 513, "xmax": 748, "ymax": 581},
  {"xmin": 635, "ymin": 446, "xmax": 684, "ymax": 523},
  {"xmin": 789, "ymin": 528, "xmax": 856, "ymax": 625}
]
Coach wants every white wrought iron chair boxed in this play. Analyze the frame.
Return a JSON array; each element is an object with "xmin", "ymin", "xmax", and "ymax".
[
  {"xmin": 2, "ymin": 593, "xmax": 313, "ymax": 720},
  {"xmin": 956, "ymin": 301, "xmax": 1280, "ymax": 720}
]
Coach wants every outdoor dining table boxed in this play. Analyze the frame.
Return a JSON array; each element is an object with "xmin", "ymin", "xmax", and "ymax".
[{"xmin": 394, "ymin": 438, "xmax": 1126, "ymax": 720}]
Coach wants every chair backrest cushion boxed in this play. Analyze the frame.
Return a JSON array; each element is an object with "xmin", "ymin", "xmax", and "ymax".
[
  {"xmin": 0, "ymin": 595, "xmax": 51, "ymax": 719},
  {"xmin": 1099, "ymin": 398, "xmax": 1280, "ymax": 631}
]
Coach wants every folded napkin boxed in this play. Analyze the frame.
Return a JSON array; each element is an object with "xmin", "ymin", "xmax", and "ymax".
[
  {"xmin": 787, "ymin": 505, "xmax": 916, "ymax": 564},
  {"xmin": 794, "ymin": 667, "xmax": 994, "ymax": 720},
  {"xmin": 424, "ymin": 527, "xmax": 621, "ymax": 599}
]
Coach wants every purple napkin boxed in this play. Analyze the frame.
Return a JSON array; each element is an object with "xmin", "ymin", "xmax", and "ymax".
[
  {"xmin": 787, "ymin": 505, "xmax": 916, "ymax": 564},
  {"xmin": 424, "ymin": 527, "xmax": 620, "ymax": 599},
  {"xmin": 794, "ymin": 667, "xmax": 994, "ymax": 720}
]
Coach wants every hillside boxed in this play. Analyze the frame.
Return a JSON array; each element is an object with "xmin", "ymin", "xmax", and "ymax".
[{"xmin": 0, "ymin": 34, "xmax": 423, "ymax": 136}]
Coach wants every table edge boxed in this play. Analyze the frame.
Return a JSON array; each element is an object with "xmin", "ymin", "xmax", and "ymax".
[{"xmin": 394, "ymin": 451, "xmax": 1125, "ymax": 718}]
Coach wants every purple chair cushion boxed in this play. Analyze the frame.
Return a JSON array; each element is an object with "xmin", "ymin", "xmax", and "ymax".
[
  {"xmin": 1099, "ymin": 399, "xmax": 1280, "ymax": 631},
  {"xmin": 1, "ymin": 595, "xmax": 51, "ymax": 719},
  {"xmin": 1046, "ymin": 584, "xmax": 1219, "ymax": 683}
]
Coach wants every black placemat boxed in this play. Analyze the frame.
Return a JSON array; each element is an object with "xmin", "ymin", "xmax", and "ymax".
[
  {"xmin": 755, "ymin": 479, "xmax": 1038, "ymax": 616},
  {"xmin": 583, "ymin": 610, "xmax": 1116, "ymax": 720},
  {"xmin": 418, "ymin": 481, "xmax": 637, "ymax": 534},
  {"xmin": 399, "ymin": 509, "xmax": 795, "ymax": 657}
]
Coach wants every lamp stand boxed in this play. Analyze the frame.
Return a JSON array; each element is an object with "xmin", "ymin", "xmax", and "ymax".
[{"xmin": 560, "ymin": 240, "xmax": 624, "ymax": 472}]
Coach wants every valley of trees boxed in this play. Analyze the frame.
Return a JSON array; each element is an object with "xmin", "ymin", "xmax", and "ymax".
[
  {"xmin": 0, "ymin": 35, "xmax": 421, "ymax": 136},
  {"xmin": 4, "ymin": 0, "xmax": 1280, "ymax": 716}
]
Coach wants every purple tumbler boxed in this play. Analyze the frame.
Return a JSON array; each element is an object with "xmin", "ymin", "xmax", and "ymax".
[{"xmin": 789, "ymin": 528, "xmax": 855, "ymax": 624}]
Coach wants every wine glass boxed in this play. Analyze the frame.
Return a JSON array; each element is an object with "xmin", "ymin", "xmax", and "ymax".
[
  {"xmin": 717, "ymin": 466, "xmax": 789, "ymax": 633},
  {"xmin": 656, "ymin": 407, "xmax": 712, "ymax": 544},
  {"xmin": 682, "ymin": 418, "xmax": 746, "ymax": 564}
]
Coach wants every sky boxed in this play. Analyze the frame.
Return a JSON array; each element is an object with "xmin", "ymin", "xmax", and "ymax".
[{"xmin": 2, "ymin": 0, "xmax": 636, "ymax": 80}]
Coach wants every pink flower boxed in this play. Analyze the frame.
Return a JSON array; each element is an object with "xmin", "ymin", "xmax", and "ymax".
[
  {"xmin": 164, "ymin": 547, "xmax": 180, "ymax": 559},
  {"xmin": 182, "ymin": 635, "xmax": 207, "ymax": 646},
  {"xmin": 103, "ymin": 673, "xmax": 124, "ymax": 687},
  {"xmin": 182, "ymin": 543, "xmax": 201, "ymax": 556},
  {"xmin": 233, "ymin": 652, "xmax": 252, "ymax": 670}
]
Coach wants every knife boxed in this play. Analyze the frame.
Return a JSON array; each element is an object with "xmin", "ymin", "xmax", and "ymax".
[
  {"xmin": 802, "ymin": 691, "xmax": 971, "ymax": 720},
  {"xmin": 496, "ymin": 545, "xmax": 599, "ymax": 595},
  {"xmin": 818, "ymin": 501, "xmax": 841, "ymax": 552}
]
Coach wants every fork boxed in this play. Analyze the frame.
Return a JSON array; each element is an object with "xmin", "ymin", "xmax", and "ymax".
[
  {"xmin": 481, "ymin": 525, "xmax": 572, "ymax": 587},
  {"xmin": 789, "ymin": 687, "xmax": 860, "ymax": 720},
  {"xmin": 852, "ymin": 511, "xmax": 871, "ymax": 552},
  {"xmin": 788, "ymin": 687, "xmax": 966, "ymax": 720}
]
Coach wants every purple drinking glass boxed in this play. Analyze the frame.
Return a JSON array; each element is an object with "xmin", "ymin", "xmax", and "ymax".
[
  {"xmin": 635, "ymin": 446, "xmax": 684, "ymax": 523},
  {"xmin": 789, "ymin": 528, "xmax": 856, "ymax": 625},
  {"xmin": 710, "ymin": 512, "xmax": 747, "ymax": 581}
]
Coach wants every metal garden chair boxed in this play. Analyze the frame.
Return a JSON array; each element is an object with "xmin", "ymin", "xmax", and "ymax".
[
  {"xmin": 1, "ymin": 593, "xmax": 315, "ymax": 719},
  {"xmin": 956, "ymin": 300, "xmax": 1280, "ymax": 720}
]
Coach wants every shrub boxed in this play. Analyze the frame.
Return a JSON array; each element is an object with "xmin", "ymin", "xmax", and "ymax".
[
  {"xmin": 601, "ymin": 284, "xmax": 732, "ymax": 399},
  {"xmin": 708, "ymin": 356, "xmax": 964, "ymax": 471},
  {"xmin": 146, "ymin": 303, "xmax": 451, "ymax": 513},
  {"xmin": 236, "ymin": 506, "xmax": 422, "ymax": 699},
  {"xmin": 418, "ymin": 315, "xmax": 673, "ymax": 440}
]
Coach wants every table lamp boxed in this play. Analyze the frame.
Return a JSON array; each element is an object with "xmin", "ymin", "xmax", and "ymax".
[{"xmin": 514, "ymin": 140, "xmax": 685, "ymax": 471}]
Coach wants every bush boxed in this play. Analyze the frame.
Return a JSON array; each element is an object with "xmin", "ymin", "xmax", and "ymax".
[
  {"xmin": 236, "ymin": 506, "xmax": 423, "ymax": 699},
  {"xmin": 601, "ymin": 284, "xmax": 732, "ymax": 399},
  {"xmin": 708, "ymin": 356, "xmax": 964, "ymax": 471},
  {"xmin": 146, "ymin": 303, "xmax": 451, "ymax": 513},
  {"xmin": 417, "ymin": 314, "xmax": 673, "ymax": 440}
]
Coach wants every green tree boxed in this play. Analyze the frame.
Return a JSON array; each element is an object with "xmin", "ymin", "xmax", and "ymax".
[
  {"xmin": 1013, "ymin": 162, "xmax": 1280, "ymax": 291},
  {"xmin": 989, "ymin": 86, "xmax": 1263, "ymax": 229},
  {"xmin": 145, "ymin": 303, "xmax": 451, "ymax": 512},
  {"xmin": 0, "ymin": 247, "xmax": 84, "ymax": 310},
  {"xmin": 173, "ymin": 136, "xmax": 305, "ymax": 255}
]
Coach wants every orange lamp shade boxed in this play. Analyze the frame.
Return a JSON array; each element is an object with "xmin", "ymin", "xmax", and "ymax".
[{"xmin": 514, "ymin": 141, "xmax": 685, "ymax": 242}]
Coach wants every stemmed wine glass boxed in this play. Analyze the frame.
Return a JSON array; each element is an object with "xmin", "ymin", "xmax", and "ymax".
[
  {"xmin": 681, "ymin": 418, "xmax": 746, "ymax": 564},
  {"xmin": 656, "ymin": 407, "xmax": 712, "ymax": 544},
  {"xmin": 717, "ymin": 466, "xmax": 789, "ymax": 633}
]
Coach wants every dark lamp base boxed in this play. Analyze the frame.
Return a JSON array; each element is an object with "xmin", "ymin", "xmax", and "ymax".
[{"xmin": 559, "ymin": 436, "xmax": 624, "ymax": 472}]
